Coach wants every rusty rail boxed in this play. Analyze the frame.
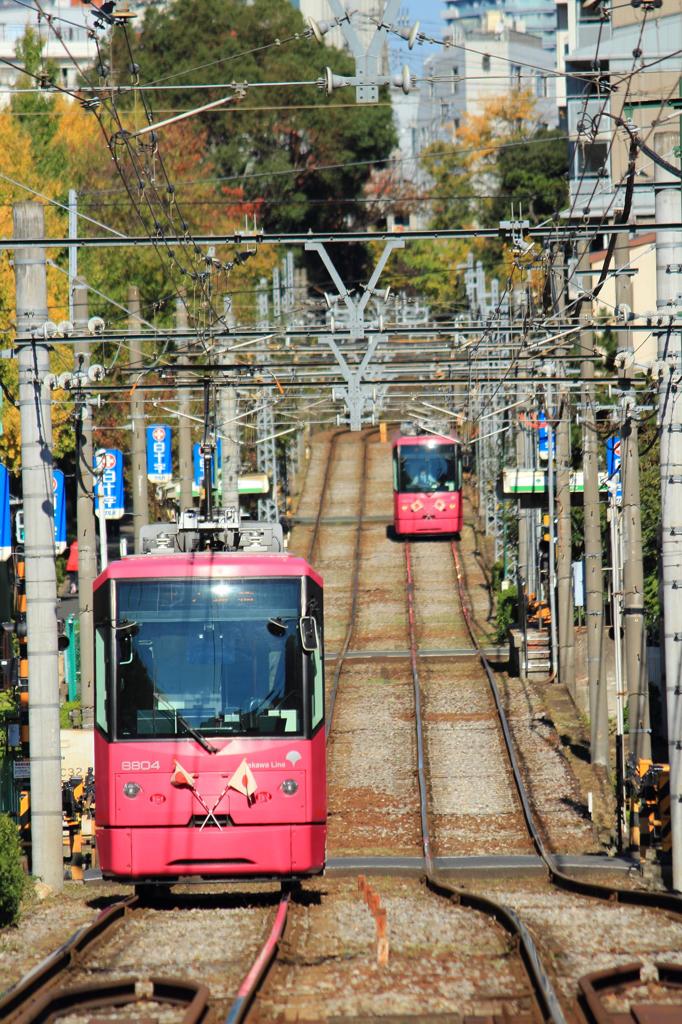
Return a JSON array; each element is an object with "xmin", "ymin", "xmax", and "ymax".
[
  {"xmin": 577, "ymin": 961, "xmax": 682, "ymax": 1023},
  {"xmin": 12, "ymin": 976, "xmax": 210, "ymax": 1024},
  {"xmin": 0, "ymin": 895, "xmax": 138, "ymax": 1022},
  {"xmin": 450, "ymin": 540, "xmax": 682, "ymax": 915},
  {"xmin": 223, "ymin": 888, "xmax": 291, "ymax": 1024}
]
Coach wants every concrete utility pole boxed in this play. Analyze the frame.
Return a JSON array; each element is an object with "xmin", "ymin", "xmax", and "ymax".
[
  {"xmin": 614, "ymin": 232, "xmax": 651, "ymax": 761},
  {"xmin": 73, "ymin": 278, "xmax": 98, "ymax": 727},
  {"xmin": 14, "ymin": 202, "xmax": 63, "ymax": 890},
  {"xmin": 128, "ymin": 285, "xmax": 148, "ymax": 551},
  {"xmin": 556, "ymin": 389, "xmax": 576, "ymax": 699},
  {"xmin": 655, "ymin": 132, "xmax": 682, "ymax": 891},
  {"xmin": 218, "ymin": 303, "xmax": 239, "ymax": 512},
  {"xmin": 176, "ymin": 296, "xmax": 193, "ymax": 513},
  {"xmin": 553, "ymin": 250, "xmax": 576, "ymax": 698},
  {"xmin": 220, "ymin": 387, "xmax": 240, "ymax": 510},
  {"xmin": 578, "ymin": 242, "xmax": 608, "ymax": 765},
  {"xmin": 516, "ymin": 409, "xmax": 530, "ymax": 590}
]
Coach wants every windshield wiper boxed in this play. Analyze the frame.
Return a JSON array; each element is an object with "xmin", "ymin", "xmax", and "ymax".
[{"xmin": 154, "ymin": 692, "xmax": 218, "ymax": 754}]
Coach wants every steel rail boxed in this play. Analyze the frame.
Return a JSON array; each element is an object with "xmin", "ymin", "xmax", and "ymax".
[
  {"xmin": 449, "ymin": 539, "xmax": 682, "ymax": 919},
  {"xmin": 0, "ymin": 895, "xmax": 139, "ymax": 1022},
  {"xmin": 11, "ymin": 976, "xmax": 210, "ymax": 1024},
  {"xmin": 576, "ymin": 961, "xmax": 682, "ymax": 1023},
  {"xmin": 304, "ymin": 427, "xmax": 347, "ymax": 567},
  {"xmin": 324, "ymin": 429, "xmax": 375, "ymax": 740},
  {"xmin": 403, "ymin": 541, "xmax": 568, "ymax": 1024},
  {"xmin": 229, "ymin": 429, "xmax": 371, "ymax": 1022},
  {"xmin": 223, "ymin": 889, "xmax": 291, "ymax": 1024}
]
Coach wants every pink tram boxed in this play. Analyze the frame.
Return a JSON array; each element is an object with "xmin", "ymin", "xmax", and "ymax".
[
  {"xmin": 392, "ymin": 432, "xmax": 463, "ymax": 537},
  {"xmin": 93, "ymin": 514, "xmax": 326, "ymax": 886}
]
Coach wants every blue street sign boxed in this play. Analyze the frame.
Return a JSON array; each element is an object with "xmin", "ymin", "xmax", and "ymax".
[
  {"xmin": 53, "ymin": 468, "xmax": 66, "ymax": 554},
  {"xmin": 606, "ymin": 435, "xmax": 622, "ymax": 504},
  {"xmin": 537, "ymin": 412, "xmax": 556, "ymax": 460},
  {"xmin": 0, "ymin": 464, "xmax": 10, "ymax": 561},
  {"xmin": 146, "ymin": 424, "xmax": 173, "ymax": 483},
  {"xmin": 94, "ymin": 448, "xmax": 125, "ymax": 519}
]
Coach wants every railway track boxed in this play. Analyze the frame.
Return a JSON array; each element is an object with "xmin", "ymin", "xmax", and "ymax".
[
  {"xmin": 4, "ymin": 430, "xmax": 681, "ymax": 1023},
  {"xmin": 0, "ymin": 887, "xmax": 293, "ymax": 1024},
  {"xmin": 249, "ymin": 431, "xmax": 558, "ymax": 1020},
  {"xmin": 436, "ymin": 534, "xmax": 682, "ymax": 1020}
]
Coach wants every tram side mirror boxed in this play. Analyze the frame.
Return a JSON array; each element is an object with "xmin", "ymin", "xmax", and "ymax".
[{"xmin": 299, "ymin": 616, "xmax": 319, "ymax": 652}]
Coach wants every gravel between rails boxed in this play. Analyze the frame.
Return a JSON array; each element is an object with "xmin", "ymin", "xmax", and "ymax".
[
  {"xmin": 468, "ymin": 876, "xmax": 682, "ymax": 1005},
  {"xmin": 0, "ymin": 883, "xmax": 128, "ymax": 996},
  {"xmin": 458, "ymin": 509, "xmax": 602, "ymax": 856},
  {"xmin": 252, "ymin": 876, "xmax": 534, "ymax": 1023},
  {"xmin": 327, "ymin": 659, "xmax": 421, "ymax": 858},
  {"xmin": 62, "ymin": 887, "xmax": 280, "ymax": 1017}
]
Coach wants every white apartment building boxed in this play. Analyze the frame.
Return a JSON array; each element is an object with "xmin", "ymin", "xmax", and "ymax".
[
  {"xmin": 415, "ymin": 16, "xmax": 558, "ymax": 153},
  {"xmin": 0, "ymin": 1, "xmax": 98, "ymax": 98}
]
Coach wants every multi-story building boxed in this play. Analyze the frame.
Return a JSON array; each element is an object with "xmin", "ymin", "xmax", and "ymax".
[
  {"xmin": 564, "ymin": 0, "xmax": 682, "ymax": 222},
  {"xmin": 0, "ymin": 1, "xmax": 100, "ymax": 97},
  {"xmin": 414, "ymin": 15, "xmax": 558, "ymax": 153},
  {"xmin": 442, "ymin": 0, "xmax": 559, "ymax": 50}
]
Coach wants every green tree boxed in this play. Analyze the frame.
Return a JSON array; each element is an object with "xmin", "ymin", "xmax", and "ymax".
[
  {"xmin": 486, "ymin": 128, "xmax": 568, "ymax": 228},
  {"xmin": 12, "ymin": 29, "xmax": 66, "ymax": 183},
  {"xmin": 124, "ymin": 0, "xmax": 396, "ymax": 239}
]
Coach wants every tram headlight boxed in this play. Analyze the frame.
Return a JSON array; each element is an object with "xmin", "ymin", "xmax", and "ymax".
[
  {"xmin": 123, "ymin": 782, "xmax": 142, "ymax": 799},
  {"xmin": 280, "ymin": 779, "xmax": 298, "ymax": 796}
]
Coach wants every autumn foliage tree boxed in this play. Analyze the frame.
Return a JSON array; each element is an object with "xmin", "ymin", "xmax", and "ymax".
[{"xmin": 379, "ymin": 89, "xmax": 568, "ymax": 312}]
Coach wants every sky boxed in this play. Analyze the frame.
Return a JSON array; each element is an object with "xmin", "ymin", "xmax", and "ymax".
[
  {"xmin": 404, "ymin": 0, "xmax": 449, "ymax": 38},
  {"xmin": 391, "ymin": 0, "xmax": 449, "ymax": 75}
]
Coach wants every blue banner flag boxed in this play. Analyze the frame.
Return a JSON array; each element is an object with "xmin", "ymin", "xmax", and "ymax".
[
  {"xmin": 53, "ymin": 468, "xmax": 66, "ymax": 554},
  {"xmin": 146, "ymin": 424, "xmax": 173, "ymax": 483},
  {"xmin": 537, "ymin": 412, "xmax": 556, "ymax": 460},
  {"xmin": 0, "ymin": 464, "xmax": 10, "ymax": 561},
  {"xmin": 94, "ymin": 448, "xmax": 125, "ymax": 519},
  {"xmin": 193, "ymin": 442, "xmax": 216, "ymax": 487},
  {"xmin": 606, "ymin": 436, "xmax": 622, "ymax": 504}
]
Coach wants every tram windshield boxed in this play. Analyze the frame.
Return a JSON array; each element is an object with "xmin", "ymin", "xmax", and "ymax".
[
  {"xmin": 113, "ymin": 578, "xmax": 309, "ymax": 739},
  {"xmin": 396, "ymin": 443, "xmax": 461, "ymax": 494}
]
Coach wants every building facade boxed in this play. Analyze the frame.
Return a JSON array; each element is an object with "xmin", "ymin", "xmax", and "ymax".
[
  {"xmin": 0, "ymin": 1, "xmax": 97, "ymax": 97},
  {"xmin": 442, "ymin": 0, "xmax": 559, "ymax": 50}
]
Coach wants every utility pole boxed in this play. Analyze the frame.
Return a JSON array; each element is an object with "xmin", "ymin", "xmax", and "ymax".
[
  {"xmin": 128, "ymin": 285, "xmax": 148, "ymax": 551},
  {"xmin": 516, "ymin": 405, "xmax": 529, "ymax": 589},
  {"xmin": 14, "ymin": 201, "xmax": 63, "ymax": 890},
  {"xmin": 655, "ymin": 131, "xmax": 682, "ymax": 891},
  {"xmin": 220, "ymin": 386, "xmax": 240, "ymax": 511},
  {"xmin": 578, "ymin": 242, "xmax": 608, "ymax": 766},
  {"xmin": 615, "ymin": 231, "xmax": 651, "ymax": 761},
  {"xmin": 219, "ymin": 301, "xmax": 240, "ymax": 512},
  {"xmin": 73, "ymin": 277, "xmax": 97, "ymax": 727},
  {"xmin": 553, "ymin": 251, "xmax": 576, "ymax": 699},
  {"xmin": 556, "ymin": 388, "xmax": 576, "ymax": 699},
  {"xmin": 176, "ymin": 295, "xmax": 193, "ymax": 513}
]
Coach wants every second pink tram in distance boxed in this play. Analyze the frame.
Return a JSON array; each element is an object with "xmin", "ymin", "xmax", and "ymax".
[
  {"xmin": 93, "ymin": 514, "xmax": 326, "ymax": 889},
  {"xmin": 392, "ymin": 431, "xmax": 464, "ymax": 537}
]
